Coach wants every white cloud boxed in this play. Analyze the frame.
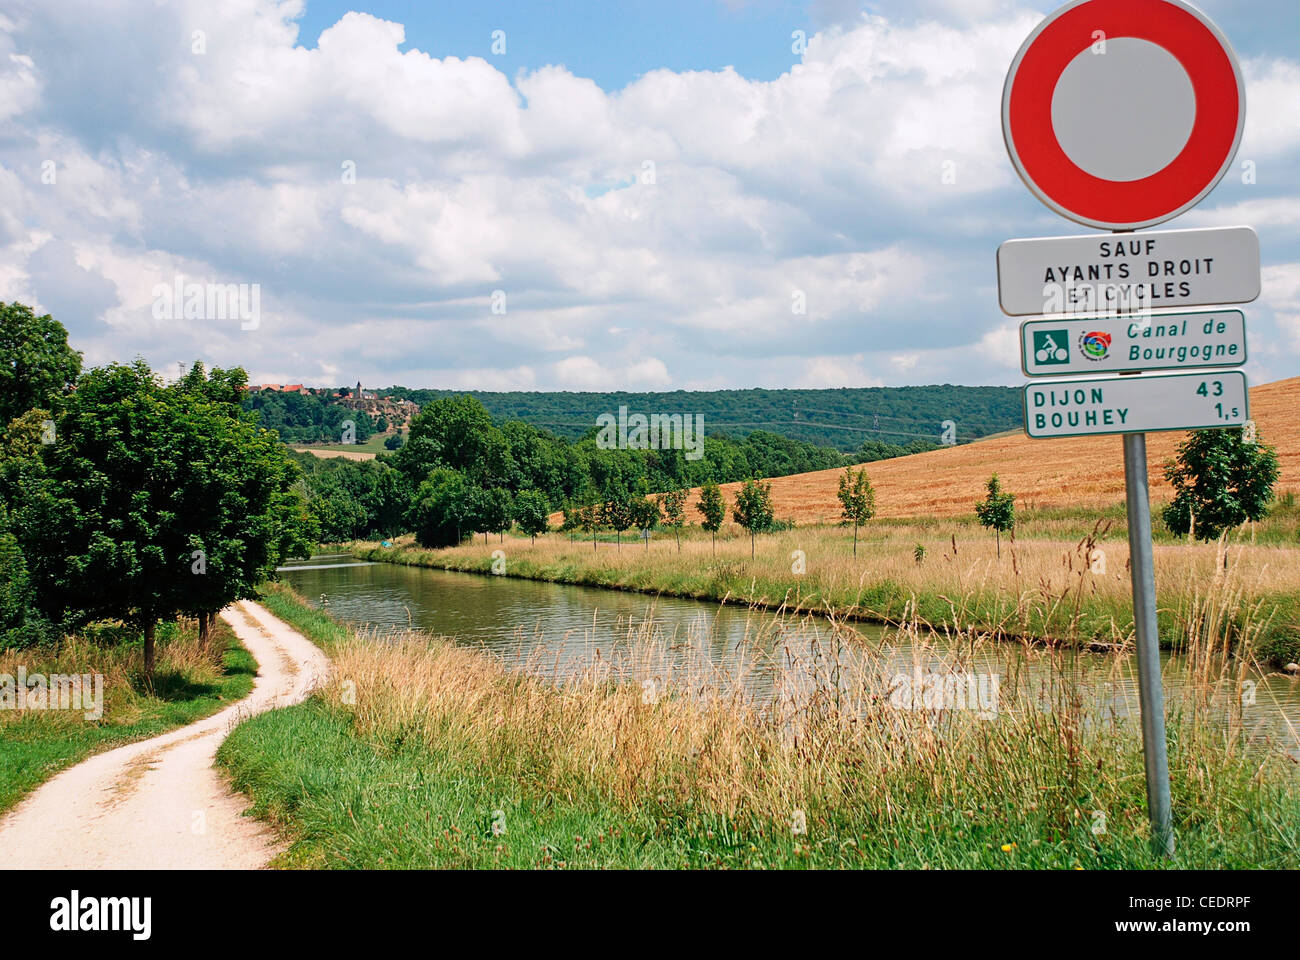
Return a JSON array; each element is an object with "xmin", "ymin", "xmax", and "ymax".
[
  {"xmin": 0, "ymin": 0, "xmax": 1296, "ymax": 391},
  {"xmin": 795, "ymin": 355, "xmax": 885, "ymax": 388}
]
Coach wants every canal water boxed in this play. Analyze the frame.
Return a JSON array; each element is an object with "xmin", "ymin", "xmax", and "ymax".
[{"xmin": 278, "ymin": 554, "xmax": 1300, "ymax": 756}]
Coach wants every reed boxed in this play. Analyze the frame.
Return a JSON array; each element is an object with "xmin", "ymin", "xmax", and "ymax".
[
  {"xmin": 348, "ymin": 519, "xmax": 1300, "ymax": 665},
  {"xmin": 225, "ymin": 579, "xmax": 1299, "ymax": 868}
]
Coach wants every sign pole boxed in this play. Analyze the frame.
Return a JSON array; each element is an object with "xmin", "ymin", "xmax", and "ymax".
[
  {"xmin": 1000, "ymin": 0, "xmax": 1255, "ymax": 863},
  {"xmin": 1121, "ymin": 430, "xmax": 1174, "ymax": 857}
]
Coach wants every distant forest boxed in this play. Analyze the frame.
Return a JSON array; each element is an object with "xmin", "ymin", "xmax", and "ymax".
[{"xmin": 377, "ymin": 385, "xmax": 1022, "ymax": 453}]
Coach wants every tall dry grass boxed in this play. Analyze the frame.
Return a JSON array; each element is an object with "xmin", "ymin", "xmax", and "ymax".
[
  {"xmin": 0, "ymin": 619, "xmax": 229, "ymax": 732},
  {"xmin": 315, "ymin": 562, "xmax": 1298, "ymax": 860},
  {"xmin": 355, "ymin": 521, "xmax": 1300, "ymax": 661}
]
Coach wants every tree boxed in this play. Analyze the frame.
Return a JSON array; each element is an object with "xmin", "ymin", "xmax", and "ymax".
[
  {"xmin": 0, "ymin": 303, "xmax": 82, "ymax": 428},
  {"xmin": 630, "ymin": 485, "xmax": 661, "ymax": 550},
  {"xmin": 559, "ymin": 503, "xmax": 581, "ymax": 542},
  {"xmin": 514, "ymin": 489, "xmax": 550, "ymax": 544},
  {"xmin": 836, "ymin": 466, "xmax": 876, "ymax": 557},
  {"xmin": 602, "ymin": 484, "xmax": 637, "ymax": 551},
  {"xmin": 1162, "ymin": 427, "xmax": 1279, "ymax": 541},
  {"xmin": 975, "ymin": 473, "xmax": 1016, "ymax": 558},
  {"xmin": 384, "ymin": 433, "xmax": 404, "ymax": 451},
  {"xmin": 698, "ymin": 481, "xmax": 725, "ymax": 555},
  {"xmin": 302, "ymin": 459, "xmax": 410, "ymax": 542},
  {"xmin": 0, "ymin": 502, "xmax": 55, "ymax": 650},
  {"xmin": 659, "ymin": 488, "xmax": 688, "ymax": 552},
  {"xmin": 390, "ymin": 394, "xmax": 497, "ymax": 483},
  {"xmin": 472, "ymin": 486, "xmax": 513, "ymax": 544},
  {"xmin": 16, "ymin": 361, "xmax": 312, "ymax": 679},
  {"xmin": 732, "ymin": 476, "xmax": 774, "ymax": 560},
  {"xmin": 578, "ymin": 503, "xmax": 602, "ymax": 552},
  {"xmin": 407, "ymin": 468, "xmax": 478, "ymax": 548}
]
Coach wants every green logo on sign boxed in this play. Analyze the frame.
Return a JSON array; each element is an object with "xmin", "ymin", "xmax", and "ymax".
[{"xmin": 1033, "ymin": 330, "xmax": 1070, "ymax": 365}]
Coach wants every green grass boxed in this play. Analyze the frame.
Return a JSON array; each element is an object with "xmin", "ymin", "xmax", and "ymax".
[
  {"xmin": 0, "ymin": 619, "xmax": 256, "ymax": 814},
  {"xmin": 218, "ymin": 698, "xmax": 1300, "ymax": 869},
  {"xmin": 259, "ymin": 582, "xmax": 353, "ymax": 650},
  {"xmin": 216, "ymin": 587, "xmax": 1300, "ymax": 870},
  {"xmin": 289, "ymin": 433, "xmax": 391, "ymax": 455}
]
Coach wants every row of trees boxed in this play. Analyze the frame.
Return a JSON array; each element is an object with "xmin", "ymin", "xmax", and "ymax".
[
  {"xmin": 556, "ymin": 477, "xmax": 777, "ymax": 558},
  {"xmin": 0, "ymin": 304, "xmax": 315, "ymax": 676},
  {"xmin": 381, "ymin": 394, "xmax": 854, "ymax": 509}
]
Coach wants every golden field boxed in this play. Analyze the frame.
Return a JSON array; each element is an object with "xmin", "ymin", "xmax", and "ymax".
[{"xmin": 570, "ymin": 376, "xmax": 1300, "ymax": 526}]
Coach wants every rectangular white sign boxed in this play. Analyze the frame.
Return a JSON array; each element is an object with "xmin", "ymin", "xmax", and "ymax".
[
  {"xmin": 1024, "ymin": 371, "xmax": 1249, "ymax": 439},
  {"xmin": 998, "ymin": 226, "xmax": 1261, "ymax": 317},
  {"xmin": 1021, "ymin": 310, "xmax": 1246, "ymax": 377}
]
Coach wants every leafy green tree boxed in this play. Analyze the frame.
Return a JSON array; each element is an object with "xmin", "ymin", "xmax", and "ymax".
[
  {"xmin": 698, "ymin": 481, "xmax": 725, "ymax": 555},
  {"xmin": 384, "ymin": 433, "xmax": 404, "ymax": 451},
  {"xmin": 513, "ymin": 489, "xmax": 550, "ymax": 544},
  {"xmin": 659, "ymin": 488, "xmax": 688, "ymax": 552},
  {"xmin": 0, "ymin": 408, "xmax": 52, "ymax": 510},
  {"xmin": 0, "ymin": 502, "xmax": 55, "ymax": 650},
  {"xmin": 175, "ymin": 360, "xmax": 246, "ymax": 410},
  {"xmin": 1162, "ymin": 427, "xmax": 1280, "ymax": 541},
  {"xmin": 308, "ymin": 478, "xmax": 370, "ymax": 543},
  {"xmin": 302, "ymin": 459, "xmax": 409, "ymax": 542},
  {"xmin": 391, "ymin": 394, "xmax": 497, "ymax": 483},
  {"xmin": 975, "ymin": 472, "xmax": 1016, "ymax": 558},
  {"xmin": 16, "ymin": 361, "xmax": 312, "ymax": 678},
  {"xmin": 578, "ymin": 503, "xmax": 602, "ymax": 552},
  {"xmin": 837, "ymin": 466, "xmax": 876, "ymax": 557},
  {"xmin": 407, "ymin": 468, "xmax": 478, "ymax": 548},
  {"xmin": 167, "ymin": 364, "xmax": 316, "ymax": 644},
  {"xmin": 476, "ymin": 486, "xmax": 514, "ymax": 543},
  {"xmin": 559, "ymin": 503, "xmax": 581, "ymax": 542},
  {"xmin": 0, "ymin": 303, "xmax": 82, "ymax": 428},
  {"xmin": 602, "ymin": 484, "xmax": 637, "ymax": 551},
  {"xmin": 630, "ymin": 483, "xmax": 661, "ymax": 550},
  {"xmin": 242, "ymin": 389, "xmax": 375, "ymax": 444},
  {"xmin": 732, "ymin": 476, "xmax": 774, "ymax": 560}
]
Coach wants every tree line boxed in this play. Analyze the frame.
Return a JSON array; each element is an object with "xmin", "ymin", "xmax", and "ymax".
[{"xmin": 379, "ymin": 384, "xmax": 1023, "ymax": 453}]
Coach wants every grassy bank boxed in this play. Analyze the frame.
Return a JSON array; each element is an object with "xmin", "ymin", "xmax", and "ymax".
[
  {"xmin": 0, "ymin": 617, "xmax": 256, "ymax": 813},
  {"xmin": 345, "ymin": 521, "xmax": 1300, "ymax": 667},
  {"xmin": 217, "ymin": 585, "xmax": 1299, "ymax": 869}
]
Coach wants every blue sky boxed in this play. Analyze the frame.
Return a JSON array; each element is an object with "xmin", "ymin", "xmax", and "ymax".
[
  {"xmin": 1, "ymin": 0, "xmax": 1297, "ymax": 394},
  {"xmin": 289, "ymin": 0, "xmax": 1300, "ymax": 89},
  {"xmin": 292, "ymin": 0, "xmax": 813, "ymax": 90}
]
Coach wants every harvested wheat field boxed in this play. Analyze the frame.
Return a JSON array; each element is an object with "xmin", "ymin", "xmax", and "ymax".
[{"xmin": 678, "ymin": 376, "xmax": 1300, "ymax": 524}]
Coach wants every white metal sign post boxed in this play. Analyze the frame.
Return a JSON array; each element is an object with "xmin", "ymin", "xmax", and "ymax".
[{"xmin": 1001, "ymin": 0, "xmax": 1254, "ymax": 856}]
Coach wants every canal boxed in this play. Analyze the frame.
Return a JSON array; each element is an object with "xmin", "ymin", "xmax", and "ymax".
[{"xmin": 278, "ymin": 554, "xmax": 1300, "ymax": 755}]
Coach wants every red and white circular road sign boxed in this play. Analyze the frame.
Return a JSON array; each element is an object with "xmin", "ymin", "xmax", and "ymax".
[{"xmin": 1002, "ymin": 0, "xmax": 1245, "ymax": 231}]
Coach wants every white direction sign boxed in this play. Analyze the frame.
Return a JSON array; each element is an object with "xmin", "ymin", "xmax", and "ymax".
[
  {"xmin": 997, "ymin": 225, "xmax": 1260, "ymax": 317},
  {"xmin": 1024, "ymin": 370, "xmax": 1248, "ymax": 439},
  {"xmin": 1021, "ymin": 310, "xmax": 1246, "ymax": 377}
]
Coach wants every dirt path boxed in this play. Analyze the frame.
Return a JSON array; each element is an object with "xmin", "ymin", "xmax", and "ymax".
[{"xmin": 0, "ymin": 601, "xmax": 327, "ymax": 869}]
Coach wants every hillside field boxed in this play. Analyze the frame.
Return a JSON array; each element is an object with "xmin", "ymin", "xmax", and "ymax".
[{"xmin": 632, "ymin": 377, "xmax": 1300, "ymax": 525}]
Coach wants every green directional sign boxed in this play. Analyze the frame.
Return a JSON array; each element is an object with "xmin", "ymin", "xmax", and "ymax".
[{"xmin": 1021, "ymin": 311, "xmax": 1247, "ymax": 377}]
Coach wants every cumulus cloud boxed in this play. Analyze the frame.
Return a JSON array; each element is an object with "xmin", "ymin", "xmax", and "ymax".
[{"xmin": 0, "ymin": 0, "xmax": 1295, "ymax": 391}]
